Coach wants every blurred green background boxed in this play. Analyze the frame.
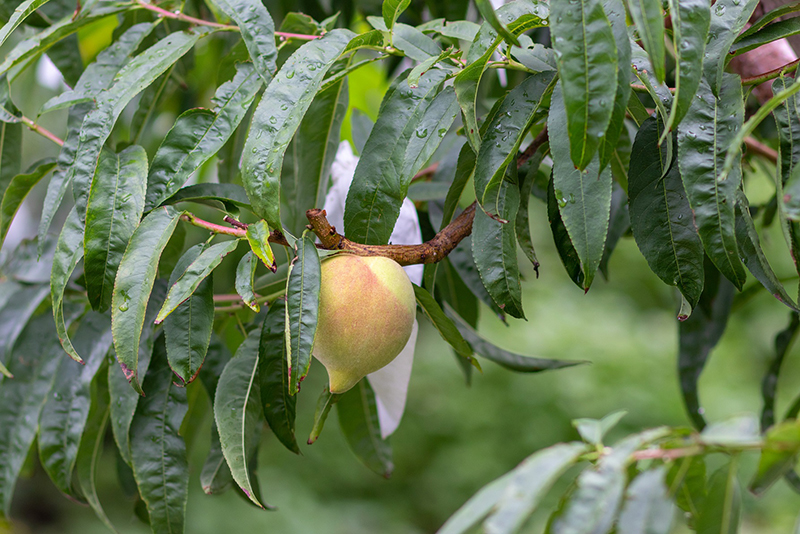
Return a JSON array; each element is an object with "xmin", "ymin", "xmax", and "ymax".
[{"xmin": 4, "ymin": 12, "xmax": 800, "ymax": 534}]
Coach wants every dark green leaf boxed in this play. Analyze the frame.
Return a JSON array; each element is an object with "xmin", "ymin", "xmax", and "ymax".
[
  {"xmin": 308, "ymin": 386, "xmax": 339, "ymax": 444},
  {"xmin": 473, "ymin": 0, "xmax": 520, "ymax": 46},
  {"xmin": 627, "ymin": 0, "xmax": 665, "ymax": 83},
  {"xmin": 617, "ymin": 467, "xmax": 674, "ymax": 534},
  {"xmin": 677, "ymin": 75, "xmax": 747, "ymax": 290},
  {"xmin": 383, "ymin": 0, "xmax": 411, "ymax": 30},
  {"xmin": 199, "ymin": 335, "xmax": 234, "ymax": 495},
  {"xmin": 392, "ymin": 23, "xmax": 441, "ymax": 61},
  {"xmin": 599, "ymin": 182, "xmax": 629, "ymax": 278},
  {"xmin": 598, "ymin": 0, "xmax": 631, "ymax": 172},
  {"xmin": 0, "ymin": 159, "xmax": 55, "ymax": 247},
  {"xmin": 702, "ymin": 0, "xmax": 758, "ymax": 96},
  {"xmin": 130, "ymin": 335, "xmax": 189, "ymax": 533},
  {"xmin": 696, "ymin": 463, "xmax": 741, "ymax": 534},
  {"xmin": 440, "ymin": 143, "xmax": 475, "ymax": 230},
  {"xmin": 235, "ymin": 251, "xmax": 260, "ymax": 312},
  {"xmin": 258, "ymin": 300, "xmax": 299, "ymax": 453},
  {"xmin": 448, "ymin": 237, "xmax": 506, "ymax": 317},
  {"xmin": 211, "ymin": 0, "xmax": 276, "ymax": 83},
  {"xmin": 156, "ymin": 239, "xmax": 241, "ymax": 324},
  {"xmin": 164, "ymin": 244, "xmax": 215, "ymax": 386},
  {"xmin": 159, "ymin": 183, "xmax": 252, "ymax": 212},
  {"xmin": 245, "ymin": 220, "xmax": 275, "ymax": 270},
  {"xmin": 413, "ymin": 284, "xmax": 477, "ymax": 369},
  {"xmin": 111, "ymin": 207, "xmax": 182, "ymax": 395},
  {"xmin": 547, "ymin": 175, "xmax": 585, "ymax": 289},
  {"xmin": 242, "ymin": 29, "xmax": 353, "ymax": 231},
  {"xmin": 550, "ymin": 0, "xmax": 617, "ymax": 169},
  {"xmin": 145, "ymin": 63, "xmax": 262, "ymax": 211},
  {"xmin": 668, "ymin": 456, "xmax": 707, "ymax": 525},
  {"xmin": 549, "ymin": 83, "xmax": 612, "ymax": 290},
  {"xmin": 286, "ymin": 234, "xmax": 320, "ymax": 394},
  {"xmin": 666, "ymin": 0, "xmax": 710, "ymax": 132},
  {"xmin": 50, "ymin": 207, "xmax": 84, "ymax": 362},
  {"xmin": 629, "ymin": 117, "xmax": 704, "ymax": 309},
  {"xmin": 730, "ymin": 17, "xmax": 800, "ymax": 57},
  {"xmin": 0, "ymin": 283, "xmax": 50, "ymax": 376},
  {"xmin": 338, "ymin": 379, "xmax": 393, "ymax": 477},
  {"xmin": 762, "ymin": 313, "xmax": 800, "ymax": 430}
]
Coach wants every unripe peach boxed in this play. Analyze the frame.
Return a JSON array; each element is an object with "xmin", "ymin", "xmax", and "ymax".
[{"xmin": 313, "ymin": 254, "xmax": 416, "ymax": 393}]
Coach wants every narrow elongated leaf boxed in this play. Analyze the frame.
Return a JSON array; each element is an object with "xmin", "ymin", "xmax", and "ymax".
[
  {"xmin": 438, "ymin": 472, "xmax": 516, "ymax": 534},
  {"xmin": 214, "ymin": 329, "xmax": 268, "ymax": 508},
  {"xmin": 0, "ymin": 313, "xmax": 61, "ymax": 516},
  {"xmin": 130, "ymin": 335, "xmax": 189, "ymax": 533},
  {"xmin": 0, "ymin": 111, "xmax": 20, "ymax": 202},
  {"xmin": 338, "ymin": 379, "xmax": 393, "ymax": 477},
  {"xmin": 598, "ymin": 0, "xmax": 631, "ymax": 171},
  {"xmin": 750, "ymin": 420, "xmax": 800, "ymax": 495},
  {"xmin": 199, "ymin": 335, "xmax": 233, "ymax": 495},
  {"xmin": 51, "ymin": 207, "xmax": 84, "ymax": 362},
  {"xmin": 84, "ymin": 146, "xmax": 147, "ymax": 313},
  {"xmin": 69, "ymin": 29, "xmax": 208, "ymax": 220},
  {"xmin": 308, "ymin": 387, "xmax": 340, "ymax": 444},
  {"xmin": 145, "ymin": 63, "xmax": 262, "ymax": 211},
  {"xmin": 550, "ymin": 0, "xmax": 617, "ymax": 169},
  {"xmin": 38, "ymin": 313, "xmax": 112, "ymax": 495},
  {"xmin": 677, "ymin": 75, "xmax": 746, "ymax": 290},
  {"xmin": 474, "ymin": 0, "xmax": 520, "ymax": 46},
  {"xmin": 627, "ymin": 0, "xmax": 665, "ymax": 83},
  {"xmin": 445, "ymin": 304, "xmax": 585, "ymax": 372},
  {"xmin": 246, "ymin": 220, "xmax": 275, "ymax": 270},
  {"xmin": 666, "ymin": 0, "xmax": 710, "ymax": 133},
  {"xmin": 548, "ymin": 176, "xmax": 585, "ymax": 289},
  {"xmin": 211, "ymin": 0, "xmax": 276, "ymax": 83},
  {"xmin": 761, "ymin": 313, "xmax": 800, "ymax": 431},
  {"xmin": 679, "ymin": 260, "xmax": 735, "ymax": 430},
  {"xmin": 164, "ymin": 244, "xmax": 214, "ymax": 386},
  {"xmin": 629, "ymin": 117, "xmax": 704, "ymax": 309},
  {"xmin": 242, "ymin": 30, "xmax": 353, "ymax": 231},
  {"xmin": 392, "ymin": 23, "xmax": 441, "ymax": 61},
  {"xmin": 413, "ymin": 284, "xmax": 477, "ymax": 368},
  {"xmin": 112, "ymin": 207, "xmax": 182, "ymax": 395},
  {"xmin": 474, "ymin": 71, "xmax": 555, "ymax": 217},
  {"xmin": 401, "ymin": 87, "xmax": 459, "ymax": 185},
  {"xmin": 617, "ymin": 467, "xmax": 674, "ymax": 534},
  {"xmin": 473, "ymin": 182, "xmax": 524, "ymax": 318},
  {"xmin": 285, "ymin": 234, "xmax": 320, "ymax": 394},
  {"xmin": 0, "ymin": 0, "xmax": 52, "ymax": 49},
  {"xmin": 235, "ymin": 252, "xmax": 260, "ymax": 312},
  {"xmin": 548, "ymin": 84, "xmax": 612, "ymax": 290},
  {"xmin": 696, "ymin": 463, "xmax": 741, "ymax": 534},
  {"xmin": 441, "ymin": 144, "xmax": 476, "ymax": 230},
  {"xmin": 448, "ymin": 236, "xmax": 506, "ymax": 318},
  {"xmin": 383, "ymin": 0, "xmax": 411, "ymax": 30},
  {"xmin": 0, "ymin": 283, "xmax": 50, "ymax": 373},
  {"xmin": 0, "ymin": 159, "xmax": 55, "ymax": 246},
  {"xmin": 702, "ymin": 0, "xmax": 758, "ymax": 96},
  {"xmin": 157, "ymin": 239, "xmax": 240, "ymax": 324},
  {"xmin": 258, "ymin": 300, "xmax": 299, "ymax": 453},
  {"xmin": 344, "ymin": 69, "xmax": 447, "ymax": 245}
]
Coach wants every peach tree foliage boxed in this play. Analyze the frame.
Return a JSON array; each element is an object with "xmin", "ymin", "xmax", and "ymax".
[{"xmin": 0, "ymin": 0, "xmax": 800, "ymax": 531}]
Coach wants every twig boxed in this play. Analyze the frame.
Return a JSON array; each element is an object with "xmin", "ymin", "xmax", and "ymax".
[
  {"xmin": 19, "ymin": 115, "xmax": 63, "ymax": 146},
  {"xmin": 741, "ymin": 58, "xmax": 800, "ymax": 86},
  {"xmin": 744, "ymin": 137, "xmax": 778, "ymax": 163},
  {"xmin": 517, "ymin": 127, "xmax": 549, "ymax": 167},
  {"xmin": 410, "ymin": 162, "xmax": 439, "ymax": 183},
  {"xmin": 180, "ymin": 212, "xmax": 290, "ymax": 246}
]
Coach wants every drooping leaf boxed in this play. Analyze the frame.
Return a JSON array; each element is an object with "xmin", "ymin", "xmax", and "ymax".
[
  {"xmin": 144, "ymin": 63, "xmax": 262, "ymax": 211},
  {"xmin": 0, "ymin": 0, "xmax": 53, "ymax": 49},
  {"xmin": 550, "ymin": 0, "xmax": 618, "ymax": 170},
  {"xmin": 156, "ymin": 238, "xmax": 241, "ymax": 324},
  {"xmin": 702, "ymin": 0, "xmax": 758, "ymax": 96},
  {"xmin": 164, "ymin": 244, "xmax": 215, "ymax": 386},
  {"xmin": 235, "ymin": 251, "xmax": 260, "ymax": 312},
  {"xmin": 667, "ymin": 456, "xmax": 707, "ymax": 526},
  {"xmin": 38, "ymin": 312, "xmax": 112, "ymax": 496},
  {"xmin": 0, "ymin": 158, "xmax": 55, "ymax": 246},
  {"xmin": 627, "ymin": 0, "xmax": 665, "ymax": 83},
  {"xmin": 51, "ymin": 207, "xmax": 84, "ymax": 362},
  {"xmin": 241, "ymin": 29, "xmax": 353, "ymax": 231},
  {"xmin": 258, "ymin": 300, "xmax": 299, "ymax": 454},
  {"xmin": 473, "ymin": 0, "xmax": 520, "ymax": 46},
  {"xmin": 308, "ymin": 386, "xmax": 340, "ymax": 444},
  {"xmin": 548, "ymin": 83, "xmax": 612, "ymax": 290},
  {"xmin": 285, "ymin": 234, "xmax": 320, "ymax": 395},
  {"xmin": 448, "ymin": 237, "xmax": 506, "ymax": 318},
  {"xmin": 413, "ymin": 284, "xmax": 477, "ymax": 369},
  {"xmin": 598, "ymin": 0, "xmax": 631, "ymax": 172},
  {"xmin": 338, "ymin": 379, "xmax": 393, "ymax": 478},
  {"xmin": 112, "ymin": 207, "xmax": 182, "ymax": 395},
  {"xmin": 0, "ymin": 283, "xmax": 50, "ymax": 375},
  {"xmin": 761, "ymin": 313, "xmax": 800, "ymax": 430},
  {"xmin": 440, "ymin": 143, "xmax": 476, "ymax": 230},
  {"xmin": 129, "ymin": 335, "xmax": 189, "ymax": 533},
  {"xmin": 211, "ymin": 0, "xmax": 276, "ymax": 83},
  {"xmin": 383, "ymin": 0, "xmax": 411, "ymax": 30},
  {"xmin": 677, "ymin": 75, "xmax": 747, "ymax": 290},
  {"xmin": 617, "ymin": 467, "xmax": 674, "ymax": 534},
  {"xmin": 245, "ymin": 219, "xmax": 275, "ymax": 271},
  {"xmin": 696, "ymin": 462, "xmax": 741, "ymax": 534},
  {"xmin": 547, "ymin": 175, "xmax": 584, "ymax": 289},
  {"xmin": 214, "ymin": 329, "xmax": 270, "ymax": 508},
  {"xmin": 199, "ymin": 335, "xmax": 234, "ymax": 495},
  {"xmin": 84, "ymin": 146, "xmax": 147, "ymax": 313},
  {"xmin": 628, "ymin": 117, "xmax": 704, "ymax": 310}
]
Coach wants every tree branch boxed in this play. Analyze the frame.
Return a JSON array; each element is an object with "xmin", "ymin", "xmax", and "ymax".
[{"xmin": 180, "ymin": 213, "xmax": 290, "ymax": 246}]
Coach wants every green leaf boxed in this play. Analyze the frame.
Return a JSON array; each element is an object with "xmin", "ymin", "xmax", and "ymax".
[
  {"xmin": 235, "ymin": 252, "xmax": 260, "ymax": 312},
  {"xmin": 761, "ymin": 313, "xmax": 800, "ymax": 430},
  {"xmin": 438, "ymin": 472, "xmax": 517, "ymax": 534},
  {"xmin": 448, "ymin": 237, "xmax": 506, "ymax": 318},
  {"xmin": 0, "ymin": 110, "xmax": 20, "ymax": 203},
  {"xmin": 0, "ymin": 283, "xmax": 50, "ymax": 375},
  {"xmin": 413, "ymin": 284, "xmax": 477, "ymax": 369},
  {"xmin": 677, "ymin": 75, "xmax": 747, "ymax": 290},
  {"xmin": 38, "ymin": 313, "xmax": 111, "ymax": 496},
  {"xmin": 750, "ymin": 419, "xmax": 800, "ymax": 495},
  {"xmin": 665, "ymin": 0, "xmax": 710, "ymax": 132},
  {"xmin": 69, "ymin": 29, "xmax": 209, "ymax": 221},
  {"xmin": 0, "ymin": 313, "xmax": 62, "ymax": 516},
  {"xmin": 258, "ymin": 300, "xmax": 300, "ymax": 454},
  {"xmin": 482, "ymin": 443, "xmax": 587, "ymax": 534},
  {"xmin": 629, "ymin": 117, "xmax": 704, "ymax": 310},
  {"xmin": 731, "ymin": 15, "xmax": 800, "ymax": 57},
  {"xmin": 285, "ymin": 234, "xmax": 320, "ymax": 395},
  {"xmin": 474, "ymin": 71, "xmax": 555, "ymax": 217},
  {"xmin": 158, "ymin": 183, "xmax": 252, "ymax": 212},
  {"xmin": 550, "ymin": 0, "xmax": 618, "ymax": 170},
  {"xmin": 383, "ymin": 0, "xmax": 411, "ymax": 30},
  {"xmin": 112, "ymin": 207, "xmax": 182, "ymax": 395},
  {"xmin": 156, "ymin": 239, "xmax": 240, "ymax": 324},
  {"xmin": 572, "ymin": 411, "xmax": 627, "ymax": 446},
  {"xmin": 472, "ymin": 182, "xmax": 524, "ymax": 318},
  {"xmin": 702, "ymin": 0, "xmax": 758, "ymax": 96},
  {"xmin": 84, "ymin": 146, "xmax": 147, "ymax": 313},
  {"xmin": 199, "ymin": 335, "xmax": 234, "ymax": 495},
  {"xmin": 130, "ymin": 335, "xmax": 189, "ymax": 533},
  {"xmin": 440, "ymin": 144, "xmax": 475, "ymax": 230},
  {"xmin": 338, "ymin": 379, "xmax": 393, "ymax": 477},
  {"xmin": 392, "ymin": 23, "xmax": 442, "ymax": 61},
  {"xmin": 210, "ymin": 0, "xmax": 276, "ymax": 83},
  {"xmin": 445, "ymin": 303, "xmax": 585, "ymax": 372},
  {"xmin": 246, "ymin": 220, "xmax": 275, "ymax": 271},
  {"xmin": 0, "ymin": 0, "xmax": 52, "ymax": 50},
  {"xmin": 242, "ymin": 29, "xmax": 353, "ymax": 231},
  {"xmin": 668, "ymin": 456, "xmax": 707, "ymax": 525},
  {"xmin": 0, "ymin": 159, "xmax": 55, "ymax": 247},
  {"xmin": 701, "ymin": 414, "xmax": 760, "ymax": 447},
  {"xmin": 617, "ymin": 467, "xmax": 674, "ymax": 534},
  {"xmin": 627, "ymin": 0, "xmax": 665, "ymax": 83},
  {"xmin": 281, "ymin": 65, "xmax": 348, "ymax": 236},
  {"xmin": 473, "ymin": 0, "xmax": 520, "ymax": 46},
  {"xmin": 308, "ymin": 386, "xmax": 339, "ymax": 444},
  {"xmin": 51, "ymin": 207, "xmax": 84, "ymax": 362},
  {"xmin": 214, "ymin": 329, "xmax": 269, "ymax": 508},
  {"xmin": 145, "ymin": 63, "xmax": 262, "ymax": 212},
  {"xmin": 598, "ymin": 0, "xmax": 631, "ymax": 172},
  {"xmin": 547, "ymin": 175, "xmax": 585, "ymax": 289},
  {"xmin": 164, "ymin": 244, "xmax": 215, "ymax": 386},
  {"xmin": 696, "ymin": 462, "xmax": 741, "ymax": 534},
  {"xmin": 344, "ymin": 69, "xmax": 448, "ymax": 245},
  {"xmin": 549, "ymin": 83, "xmax": 612, "ymax": 290}
]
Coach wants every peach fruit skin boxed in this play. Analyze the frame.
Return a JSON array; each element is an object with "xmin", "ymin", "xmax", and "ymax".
[{"xmin": 313, "ymin": 254, "xmax": 416, "ymax": 393}]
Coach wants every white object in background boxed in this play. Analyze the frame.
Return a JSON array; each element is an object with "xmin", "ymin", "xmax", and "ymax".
[
  {"xmin": 323, "ymin": 141, "xmax": 423, "ymax": 438},
  {"xmin": 36, "ymin": 55, "xmax": 67, "ymax": 91}
]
